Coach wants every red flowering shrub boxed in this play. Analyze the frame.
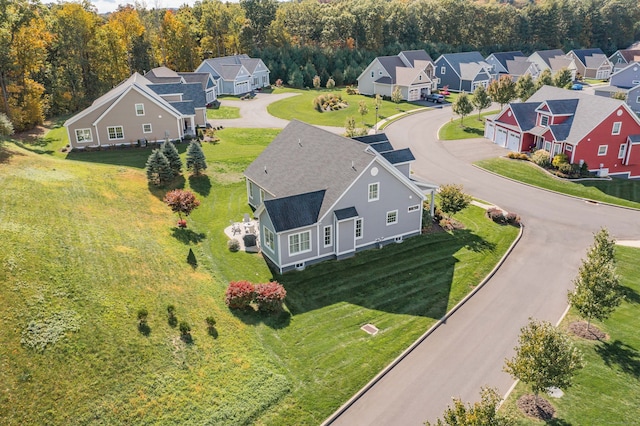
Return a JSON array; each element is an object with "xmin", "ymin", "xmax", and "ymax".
[
  {"xmin": 254, "ymin": 281, "xmax": 287, "ymax": 312},
  {"xmin": 225, "ymin": 281, "xmax": 255, "ymax": 309},
  {"xmin": 487, "ymin": 207, "xmax": 506, "ymax": 224}
]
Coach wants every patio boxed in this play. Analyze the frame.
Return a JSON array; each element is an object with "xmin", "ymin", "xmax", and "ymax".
[{"xmin": 224, "ymin": 214, "xmax": 260, "ymax": 253}]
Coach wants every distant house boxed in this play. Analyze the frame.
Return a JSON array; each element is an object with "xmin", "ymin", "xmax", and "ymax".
[
  {"xmin": 528, "ymin": 49, "xmax": 577, "ymax": 80},
  {"xmin": 567, "ymin": 48, "xmax": 613, "ymax": 80},
  {"xmin": 64, "ymin": 72, "xmax": 207, "ymax": 150},
  {"xmin": 434, "ymin": 51, "xmax": 492, "ymax": 92},
  {"xmin": 609, "ymin": 49, "xmax": 640, "ymax": 72},
  {"xmin": 485, "ymin": 51, "xmax": 539, "ymax": 81},
  {"xmin": 594, "ymin": 62, "xmax": 640, "ymax": 115},
  {"xmin": 195, "ymin": 54, "xmax": 270, "ymax": 95},
  {"xmin": 144, "ymin": 66, "xmax": 217, "ymax": 104},
  {"xmin": 244, "ymin": 120, "xmax": 437, "ymax": 273},
  {"xmin": 485, "ymin": 85, "xmax": 640, "ymax": 178},
  {"xmin": 357, "ymin": 50, "xmax": 437, "ymax": 101}
]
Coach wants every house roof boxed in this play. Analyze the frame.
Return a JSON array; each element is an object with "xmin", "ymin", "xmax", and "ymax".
[
  {"xmin": 400, "ymin": 50, "xmax": 434, "ymax": 67},
  {"xmin": 488, "ymin": 51, "xmax": 525, "ymax": 68},
  {"xmin": 144, "ymin": 66, "xmax": 183, "ymax": 84},
  {"xmin": 148, "ymin": 82, "xmax": 207, "ymax": 108},
  {"xmin": 264, "ymin": 190, "xmax": 326, "ymax": 233},
  {"xmin": 544, "ymin": 99, "xmax": 579, "ymax": 115},
  {"xmin": 532, "ymin": 49, "xmax": 567, "ymax": 67},
  {"xmin": 570, "ymin": 48, "xmax": 606, "ymax": 66},
  {"xmin": 438, "ymin": 51, "xmax": 488, "ymax": 78},
  {"xmin": 505, "ymin": 58, "xmax": 535, "ymax": 76},
  {"xmin": 368, "ymin": 141, "xmax": 394, "ymax": 152},
  {"xmin": 353, "ymin": 134, "xmax": 389, "ymax": 144},
  {"xmin": 245, "ymin": 120, "xmax": 377, "ymax": 221},
  {"xmin": 178, "ymin": 72, "xmax": 215, "ymax": 90},
  {"xmin": 549, "ymin": 121, "xmax": 573, "ymax": 141},
  {"xmin": 377, "ymin": 56, "xmax": 406, "ymax": 82},
  {"xmin": 548, "ymin": 56, "xmax": 574, "ymax": 72},
  {"xmin": 396, "ymin": 66, "xmax": 428, "ymax": 86},
  {"xmin": 614, "ymin": 49, "xmax": 640, "ymax": 63},
  {"xmin": 510, "ymin": 103, "xmax": 539, "ymax": 131},
  {"xmin": 200, "ymin": 54, "xmax": 267, "ymax": 82},
  {"xmin": 629, "ymin": 134, "xmax": 640, "ymax": 143},
  {"xmin": 334, "ymin": 206, "xmax": 359, "ymax": 220},
  {"xmin": 381, "ymin": 148, "xmax": 415, "ymax": 164}
]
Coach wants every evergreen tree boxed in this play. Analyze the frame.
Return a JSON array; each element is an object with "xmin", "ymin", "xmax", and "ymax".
[
  {"xmin": 452, "ymin": 92, "xmax": 473, "ymax": 126},
  {"xmin": 471, "ymin": 85, "xmax": 491, "ymax": 120},
  {"xmin": 186, "ymin": 141, "xmax": 207, "ymax": 176},
  {"xmin": 146, "ymin": 149, "xmax": 174, "ymax": 186},
  {"xmin": 161, "ymin": 140, "xmax": 182, "ymax": 175},
  {"xmin": 515, "ymin": 74, "xmax": 536, "ymax": 101}
]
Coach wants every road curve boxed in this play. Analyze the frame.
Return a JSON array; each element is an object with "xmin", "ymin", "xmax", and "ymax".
[{"xmin": 328, "ymin": 107, "xmax": 640, "ymax": 425}]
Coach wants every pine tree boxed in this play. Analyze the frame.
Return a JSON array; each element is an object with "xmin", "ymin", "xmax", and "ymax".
[
  {"xmin": 186, "ymin": 141, "xmax": 207, "ymax": 176},
  {"xmin": 145, "ymin": 149, "xmax": 174, "ymax": 186},
  {"xmin": 161, "ymin": 140, "xmax": 182, "ymax": 175}
]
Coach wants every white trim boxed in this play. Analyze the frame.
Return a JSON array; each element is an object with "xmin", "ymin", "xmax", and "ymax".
[
  {"xmin": 612, "ymin": 121, "xmax": 622, "ymax": 135},
  {"xmin": 288, "ymin": 230, "xmax": 311, "ymax": 256},
  {"xmin": 142, "ymin": 123, "xmax": 152, "ymax": 133},
  {"xmin": 263, "ymin": 226, "xmax": 275, "ymax": 252},
  {"xmin": 323, "ymin": 225, "xmax": 332, "ymax": 248},
  {"xmin": 368, "ymin": 182, "xmax": 380, "ymax": 201},
  {"xmin": 75, "ymin": 128, "xmax": 92, "ymax": 143},
  {"xmin": 135, "ymin": 103, "xmax": 145, "ymax": 116},
  {"xmin": 386, "ymin": 210, "xmax": 398, "ymax": 225},
  {"xmin": 107, "ymin": 125, "xmax": 124, "ymax": 140},
  {"xmin": 355, "ymin": 218, "xmax": 363, "ymax": 240},
  {"xmin": 618, "ymin": 143, "xmax": 627, "ymax": 159},
  {"xmin": 408, "ymin": 204, "xmax": 420, "ymax": 213},
  {"xmin": 598, "ymin": 145, "xmax": 608, "ymax": 156}
]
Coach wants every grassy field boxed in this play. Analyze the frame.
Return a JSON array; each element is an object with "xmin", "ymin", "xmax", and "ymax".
[
  {"xmin": 206, "ymin": 106, "xmax": 240, "ymax": 119},
  {"xmin": 0, "ymin": 125, "xmax": 518, "ymax": 424},
  {"xmin": 476, "ymin": 157, "xmax": 640, "ymax": 208},
  {"xmin": 439, "ymin": 110, "xmax": 500, "ymax": 140},
  {"xmin": 501, "ymin": 245, "xmax": 640, "ymax": 425},
  {"xmin": 267, "ymin": 87, "xmax": 424, "ymax": 127}
]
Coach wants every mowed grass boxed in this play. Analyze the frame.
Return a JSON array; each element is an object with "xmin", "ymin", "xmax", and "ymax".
[
  {"xmin": 476, "ymin": 157, "xmax": 640, "ymax": 208},
  {"xmin": 439, "ymin": 110, "xmax": 500, "ymax": 140},
  {"xmin": 206, "ymin": 106, "xmax": 240, "ymax": 119},
  {"xmin": 500, "ymin": 245, "xmax": 640, "ymax": 425},
  {"xmin": 0, "ymin": 126, "xmax": 519, "ymax": 424},
  {"xmin": 267, "ymin": 87, "xmax": 423, "ymax": 127}
]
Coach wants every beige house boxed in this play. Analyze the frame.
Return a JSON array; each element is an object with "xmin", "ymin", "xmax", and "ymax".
[{"xmin": 64, "ymin": 73, "xmax": 208, "ymax": 150}]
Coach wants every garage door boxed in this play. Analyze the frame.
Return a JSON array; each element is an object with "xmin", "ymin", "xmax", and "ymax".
[
  {"xmin": 235, "ymin": 81, "xmax": 250, "ymax": 94},
  {"xmin": 485, "ymin": 122, "xmax": 495, "ymax": 140},
  {"xmin": 507, "ymin": 132, "xmax": 520, "ymax": 151},
  {"xmin": 495, "ymin": 128, "xmax": 507, "ymax": 147},
  {"xmin": 408, "ymin": 88, "xmax": 420, "ymax": 101}
]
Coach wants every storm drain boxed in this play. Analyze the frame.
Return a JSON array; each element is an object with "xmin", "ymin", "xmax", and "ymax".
[{"xmin": 360, "ymin": 323, "xmax": 379, "ymax": 335}]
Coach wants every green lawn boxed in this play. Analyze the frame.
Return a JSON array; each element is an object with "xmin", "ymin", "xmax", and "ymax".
[
  {"xmin": 439, "ymin": 110, "xmax": 499, "ymax": 140},
  {"xmin": 501, "ymin": 245, "xmax": 640, "ymax": 425},
  {"xmin": 476, "ymin": 157, "xmax": 640, "ymax": 208},
  {"xmin": 0, "ymin": 125, "xmax": 519, "ymax": 424},
  {"xmin": 206, "ymin": 106, "xmax": 240, "ymax": 119},
  {"xmin": 267, "ymin": 87, "xmax": 424, "ymax": 127}
]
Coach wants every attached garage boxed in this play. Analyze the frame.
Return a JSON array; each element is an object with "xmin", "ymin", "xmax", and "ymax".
[
  {"xmin": 235, "ymin": 81, "xmax": 250, "ymax": 94},
  {"xmin": 495, "ymin": 127, "xmax": 507, "ymax": 147},
  {"xmin": 507, "ymin": 131, "xmax": 520, "ymax": 152},
  {"xmin": 408, "ymin": 88, "xmax": 420, "ymax": 101},
  {"xmin": 485, "ymin": 122, "xmax": 495, "ymax": 140}
]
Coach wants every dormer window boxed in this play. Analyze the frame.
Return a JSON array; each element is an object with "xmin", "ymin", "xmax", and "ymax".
[{"xmin": 540, "ymin": 115, "xmax": 549, "ymax": 126}]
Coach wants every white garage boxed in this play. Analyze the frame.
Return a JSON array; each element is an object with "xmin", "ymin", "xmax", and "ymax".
[
  {"xmin": 485, "ymin": 122, "xmax": 495, "ymax": 140},
  {"xmin": 495, "ymin": 127, "xmax": 507, "ymax": 147},
  {"xmin": 234, "ymin": 81, "xmax": 250, "ymax": 94},
  {"xmin": 507, "ymin": 131, "xmax": 521, "ymax": 152}
]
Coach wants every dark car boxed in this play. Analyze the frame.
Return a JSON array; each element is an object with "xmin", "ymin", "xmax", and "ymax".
[{"xmin": 425, "ymin": 93, "xmax": 445, "ymax": 103}]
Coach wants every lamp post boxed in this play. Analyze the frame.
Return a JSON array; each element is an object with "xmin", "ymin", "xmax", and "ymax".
[{"xmin": 375, "ymin": 102, "xmax": 379, "ymax": 134}]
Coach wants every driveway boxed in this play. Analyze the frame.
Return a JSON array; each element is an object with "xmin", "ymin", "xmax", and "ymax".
[
  {"xmin": 210, "ymin": 92, "xmax": 345, "ymax": 134},
  {"xmin": 327, "ymin": 107, "xmax": 640, "ymax": 425}
]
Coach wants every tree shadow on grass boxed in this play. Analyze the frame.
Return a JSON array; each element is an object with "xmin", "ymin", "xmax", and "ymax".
[
  {"xmin": 188, "ymin": 174, "xmax": 212, "ymax": 196},
  {"xmin": 171, "ymin": 227, "xmax": 206, "ymax": 244},
  {"xmin": 620, "ymin": 285, "xmax": 640, "ymax": 304},
  {"xmin": 276, "ymin": 229, "xmax": 490, "ymax": 319},
  {"xmin": 578, "ymin": 179, "xmax": 640, "ymax": 204},
  {"xmin": 147, "ymin": 175, "xmax": 186, "ymax": 200},
  {"xmin": 12, "ymin": 138, "xmax": 55, "ymax": 155},
  {"xmin": 0, "ymin": 140, "xmax": 19, "ymax": 163},
  {"xmin": 230, "ymin": 308, "xmax": 291, "ymax": 329},
  {"xmin": 461, "ymin": 127, "xmax": 484, "ymax": 137},
  {"xmin": 546, "ymin": 418, "xmax": 573, "ymax": 426},
  {"xmin": 595, "ymin": 339, "xmax": 640, "ymax": 378}
]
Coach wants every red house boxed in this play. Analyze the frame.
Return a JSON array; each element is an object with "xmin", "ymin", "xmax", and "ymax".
[{"xmin": 485, "ymin": 85, "xmax": 640, "ymax": 178}]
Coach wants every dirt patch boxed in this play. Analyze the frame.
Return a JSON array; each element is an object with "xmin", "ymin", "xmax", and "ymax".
[
  {"xmin": 569, "ymin": 321, "xmax": 608, "ymax": 340},
  {"xmin": 12, "ymin": 125, "xmax": 48, "ymax": 142},
  {"xmin": 517, "ymin": 394, "xmax": 555, "ymax": 421}
]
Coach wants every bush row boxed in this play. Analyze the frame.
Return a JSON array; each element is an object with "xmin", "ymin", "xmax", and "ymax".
[
  {"xmin": 225, "ymin": 281, "xmax": 286, "ymax": 312},
  {"xmin": 487, "ymin": 207, "xmax": 521, "ymax": 226}
]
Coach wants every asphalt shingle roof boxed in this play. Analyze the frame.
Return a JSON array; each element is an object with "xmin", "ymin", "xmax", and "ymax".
[
  {"xmin": 571, "ymin": 48, "xmax": 606, "ymax": 66},
  {"xmin": 353, "ymin": 134, "xmax": 390, "ymax": 144},
  {"xmin": 377, "ymin": 56, "xmax": 406, "ymax": 82},
  {"xmin": 368, "ymin": 141, "xmax": 394, "ymax": 153},
  {"xmin": 509, "ymin": 103, "xmax": 539, "ymax": 131},
  {"xmin": 489, "ymin": 51, "xmax": 525, "ymax": 68},
  {"xmin": 334, "ymin": 207, "xmax": 359, "ymax": 220},
  {"xmin": 439, "ymin": 51, "xmax": 487, "ymax": 77},
  {"xmin": 534, "ymin": 49, "xmax": 567, "ymax": 67},
  {"xmin": 264, "ymin": 190, "xmax": 325, "ymax": 232},
  {"xmin": 544, "ymin": 99, "xmax": 578, "ymax": 115},
  {"xmin": 148, "ymin": 82, "xmax": 207, "ymax": 108},
  {"xmin": 400, "ymin": 50, "xmax": 434, "ymax": 67}
]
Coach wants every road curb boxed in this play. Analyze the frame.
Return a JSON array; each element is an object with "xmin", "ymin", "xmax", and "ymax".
[{"xmin": 322, "ymin": 223, "xmax": 525, "ymax": 425}]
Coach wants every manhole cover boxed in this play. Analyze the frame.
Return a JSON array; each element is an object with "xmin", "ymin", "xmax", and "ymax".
[{"xmin": 361, "ymin": 324, "xmax": 379, "ymax": 335}]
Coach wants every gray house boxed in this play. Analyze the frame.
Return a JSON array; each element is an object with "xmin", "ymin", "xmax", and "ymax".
[
  {"xmin": 434, "ymin": 51, "xmax": 492, "ymax": 92},
  {"xmin": 485, "ymin": 51, "xmax": 539, "ymax": 81},
  {"xmin": 195, "ymin": 54, "xmax": 270, "ymax": 95},
  {"xmin": 594, "ymin": 62, "xmax": 640, "ymax": 115},
  {"xmin": 567, "ymin": 48, "xmax": 613, "ymax": 80},
  {"xmin": 528, "ymin": 49, "xmax": 577, "ymax": 80},
  {"xmin": 609, "ymin": 49, "xmax": 640, "ymax": 72},
  {"xmin": 244, "ymin": 120, "xmax": 436, "ymax": 273},
  {"xmin": 357, "ymin": 50, "xmax": 437, "ymax": 101},
  {"xmin": 144, "ymin": 66, "xmax": 217, "ymax": 104}
]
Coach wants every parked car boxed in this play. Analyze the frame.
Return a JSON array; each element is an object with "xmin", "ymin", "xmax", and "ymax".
[
  {"xmin": 425, "ymin": 93, "xmax": 445, "ymax": 103},
  {"xmin": 571, "ymin": 83, "xmax": 583, "ymax": 90}
]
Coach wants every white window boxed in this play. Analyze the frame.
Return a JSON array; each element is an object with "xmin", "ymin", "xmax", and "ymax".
[
  {"xmin": 107, "ymin": 126, "xmax": 124, "ymax": 140},
  {"xmin": 386, "ymin": 210, "xmax": 398, "ymax": 225},
  {"xmin": 355, "ymin": 218, "xmax": 363, "ymax": 239},
  {"xmin": 441, "ymin": 66, "xmax": 446, "ymax": 74},
  {"xmin": 598, "ymin": 145, "xmax": 608, "ymax": 156},
  {"xmin": 135, "ymin": 103, "xmax": 145, "ymax": 116},
  {"xmin": 408, "ymin": 204, "xmax": 420, "ymax": 213},
  {"xmin": 566, "ymin": 145, "xmax": 573, "ymax": 152},
  {"xmin": 368, "ymin": 182, "xmax": 379, "ymax": 201},
  {"xmin": 263, "ymin": 227, "xmax": 274, "ymax": 251},
  {"xmin": 324, "ymin": 225, "xmax": 332, "ymax": 247},
  {"xmin": 142, "ymin": 123, "xmax": 152, "ymax": 133},
  {"xmin": 248, "ymin": 181, "xmax": 255, "ymax": 199},
  {"xmin": 259, "ymin": 189, "xmax": 265, "ymax": 203},
  {"xmin": 75, "ymin": 128, "xmax": 92, "ymax": 143},
  {"xmin": 540, "ymin": 115, "xmax": 549, "ymax": 126},
  {"xmin": 612, "ymin": 121, "xmax": 622, "ymax": 135},
  {"xmin": 619, "ymin": 144, "xmax": 627, "ymax": 159},
  {"xmin": 544, "ymin": 141, "xmax": 552, "ymax": 152},
  {"xmin": 289, "ymin": 231, "xmax": 311, "ymax": 255}
]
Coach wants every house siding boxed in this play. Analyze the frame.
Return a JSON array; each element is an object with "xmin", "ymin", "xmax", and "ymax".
[
  {"xmin": 358, "ymin": 59, "xmax": 390, "ymax": 96},
  {"xmin": 435, "ymin": 59, "xmax": 460, "ymax": 91},
  {"xmin": 258, "ymin": 210, "xmax": 280, "ymax": 267},
  {"xmin": 278, "ymin": 225, "xmax": 319, "ymax": 268}
]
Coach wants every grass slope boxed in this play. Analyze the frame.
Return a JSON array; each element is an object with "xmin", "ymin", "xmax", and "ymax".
[
  {"xmin": 267, "ymin": 87, "xmax": 423, "ymax": 127},
  {"xmin": 501, "ymin": 245, "xmax": 640, "ymax": 425},
  {"xmin": 0, "ymin": 127, "xmax": 518, "ymax": 424},
  {"xmin": 476, "ymin": 157, "xmax": 640, "ymax": 208},
  {"xmin": 439, "ymin": 110, "xmax": 500, "ymax": 140}
]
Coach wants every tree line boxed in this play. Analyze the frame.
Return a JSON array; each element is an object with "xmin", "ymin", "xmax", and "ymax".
[{"xmin": 1, "ymin": 0, "xmax": 639, "ymax": 132}]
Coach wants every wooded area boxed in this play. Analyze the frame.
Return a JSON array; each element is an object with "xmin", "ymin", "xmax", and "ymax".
[{"xmin": 1, "ymin": 0, "xmax": 639, "ymax": 132}]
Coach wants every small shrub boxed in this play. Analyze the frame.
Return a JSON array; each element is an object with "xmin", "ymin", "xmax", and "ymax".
[
  {"xmin": 326, "ymin": 77, "xmax": 335, "ymax": 89},
  {"xmin": 531, "ymin": 149, "xmax": 551, "ymax": 167},
  {"xmin": 507, "ymin": 152, "xmax": 529, "ymax": 160},
  {"xmin": 439, "ymin": 218, "xmax": 454, "ymax": 231},
  {"xmin": 487, "ymin": 207, "xmax": 506, "ymax": 224},
  {"xmin": 505, "ymin": 212, "xmax": 521, "ymax": 226},
  {"xmin": 225, "ymin": 281, "xmax": 255, "ymax": 309},
  {"xmin": 167, "ymin": 305, "xmax": 177, "ymax": 327},
  {"xmin": 552, "ymin": 153, "xmax": 569, "ymax": 168},
  {"xmin": 227, "ymin": 239, "xmax": 240, "ymax": 252},
  {"xmin": 137, "ymin": 308, "xmax": 148, "ymax": 323},
  {"xmin": 558, "ymin": 162, "xmax": 573, "ymax": 175},
  {"xmin": 345, "ymin": 85, "xmax": 357, "ymax": 95},
  {"xmin": 179, "ymin": 321, "xmax": 191, "ymax": 335},
  {"xmin": 580, "ymin": 161, "xmax": 589, "ymax": 176},
  {"xmin": 275, "ymin": 78, "xmax": 283, "ymax": 87},
  {"xmin": 313, "ymin": 75, "xmax": 321, "ymax": 89},
  {"xmin": 254, "ymin": 281, "xmax": 287, "ymax": 312},
  {"xmin": 205, "ymin": 316, "xmax": 216, "ymax": 328}
]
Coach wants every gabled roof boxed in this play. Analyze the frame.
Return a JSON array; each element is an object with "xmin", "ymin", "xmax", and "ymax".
[
  {"xmin": 148, "ymin": 82, "xmax": 207, "ymax": 108},
  {"xmin": 505, "ymin": 58, "xmax": 536, "ymax": 76},
  {"xmin": 178, "ymin": 72, "xmax": 216, "ymax": 90},
  {"xmin": 353, "ymin": 134, "xmax": 389, "ymax": 144},
  {"xmin": 334, "ymin": 207, "xmax": 359, "ymax": 220},
  {"xmin": 532, "ymin": 49, "xmax": 567, "ymax": 67},
  {"xmin": 613, "ymin": 49, "xmax": 640, "ymax": 63},
  {"xmin": 509, "ymin": 103, "xmax": 539, "ymax": 131},
  {"xmin": 199, "ymin": 54, "xmax": 268, "ymax": 81},
  {"xmin": 488, "ymin": 51, "xmax": 525, "ymax": 68},
  {"xmin": 368, "ymin": 141, "xmax": 394, "ymax": 152},
  {"xmin": 144, "ymin": 66, "xmax": 183, "ymax": 84},
  {"xmin": 543, "ymin": 99, "xmax": 578, "ymax": 115},
  {"xmin": 437, "ymin": 51, "xmax": 488, "ymax": 77},
  {"xmin": 264, "ymin": 190, "xmax": 325, "ymax": 232},
  {"xmin": 549, "ymin": 120, "xmax": 573, "ymax": 141},
  {"xmin": 395, "ymin": 66, "xmax": 428, "ymax": 86},
  {"xmin": 377, "ymin": 56, "xmax": 406, "ymax": 82},
  {"xmin": 459, "ymin": 61, "xmax": 491, "ymax": 80},
  {"xmin": 569, "ymin": 48, "xmax": 606, "ymax": 66},
  {"xmin": 400, "ymin": 50, "xmax": 434, "ymax": 67}
]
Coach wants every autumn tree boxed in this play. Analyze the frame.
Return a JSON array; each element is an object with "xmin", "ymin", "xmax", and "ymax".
[
  {"xmin": 515, "ymin": 73, "xmax": 536, "ymax": 101},
  {"xmin": 344, "ymin": 116, "xmax": 357, "ymax": 137},
  {"xmin": 438, "ymin": 184, "xmax": 471, "ymax": 218},
  {"xmin": 163, "ymin": 189, "xmax": 200, "ymax": 220},
  {"xmin": 391, "ymin": 86, "xmax": 403, "ymax": 104},
  {"xmin": 452, "ymin": 92, "xmax": 473, "ymax": 126},
  {"xmin": 568, "ymin": 228, "xmax": 622, "ymax": 331},
  {"xmin": 186, "ymin": 140, "xmax": 207, "ymax": 176},
  {"xmin": 358, "ymin": 100, "xmax": 369, "ymax": 125},
  {"xmin": 425, "ymin": 387, "xmax": 514, "ymax": 426},
  {"xmin": 487, "ymin": 76, "xmax": 517, "ymax": 108},
  {"xmin": 471, "ymin": 85, "xmax": 491, "ymax": 120},
  {"xmin": 504, "ymin": 318, "xmax": 583, "ymax": 398},
  {"xmin": 0, "ymin": 112, "xmax": 14, "ymax": 136}
]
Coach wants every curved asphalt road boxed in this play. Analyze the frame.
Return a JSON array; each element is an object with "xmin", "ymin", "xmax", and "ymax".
[{"xmin": 328, "ymin": 107, "xmax": 640, "ymax": 425}]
